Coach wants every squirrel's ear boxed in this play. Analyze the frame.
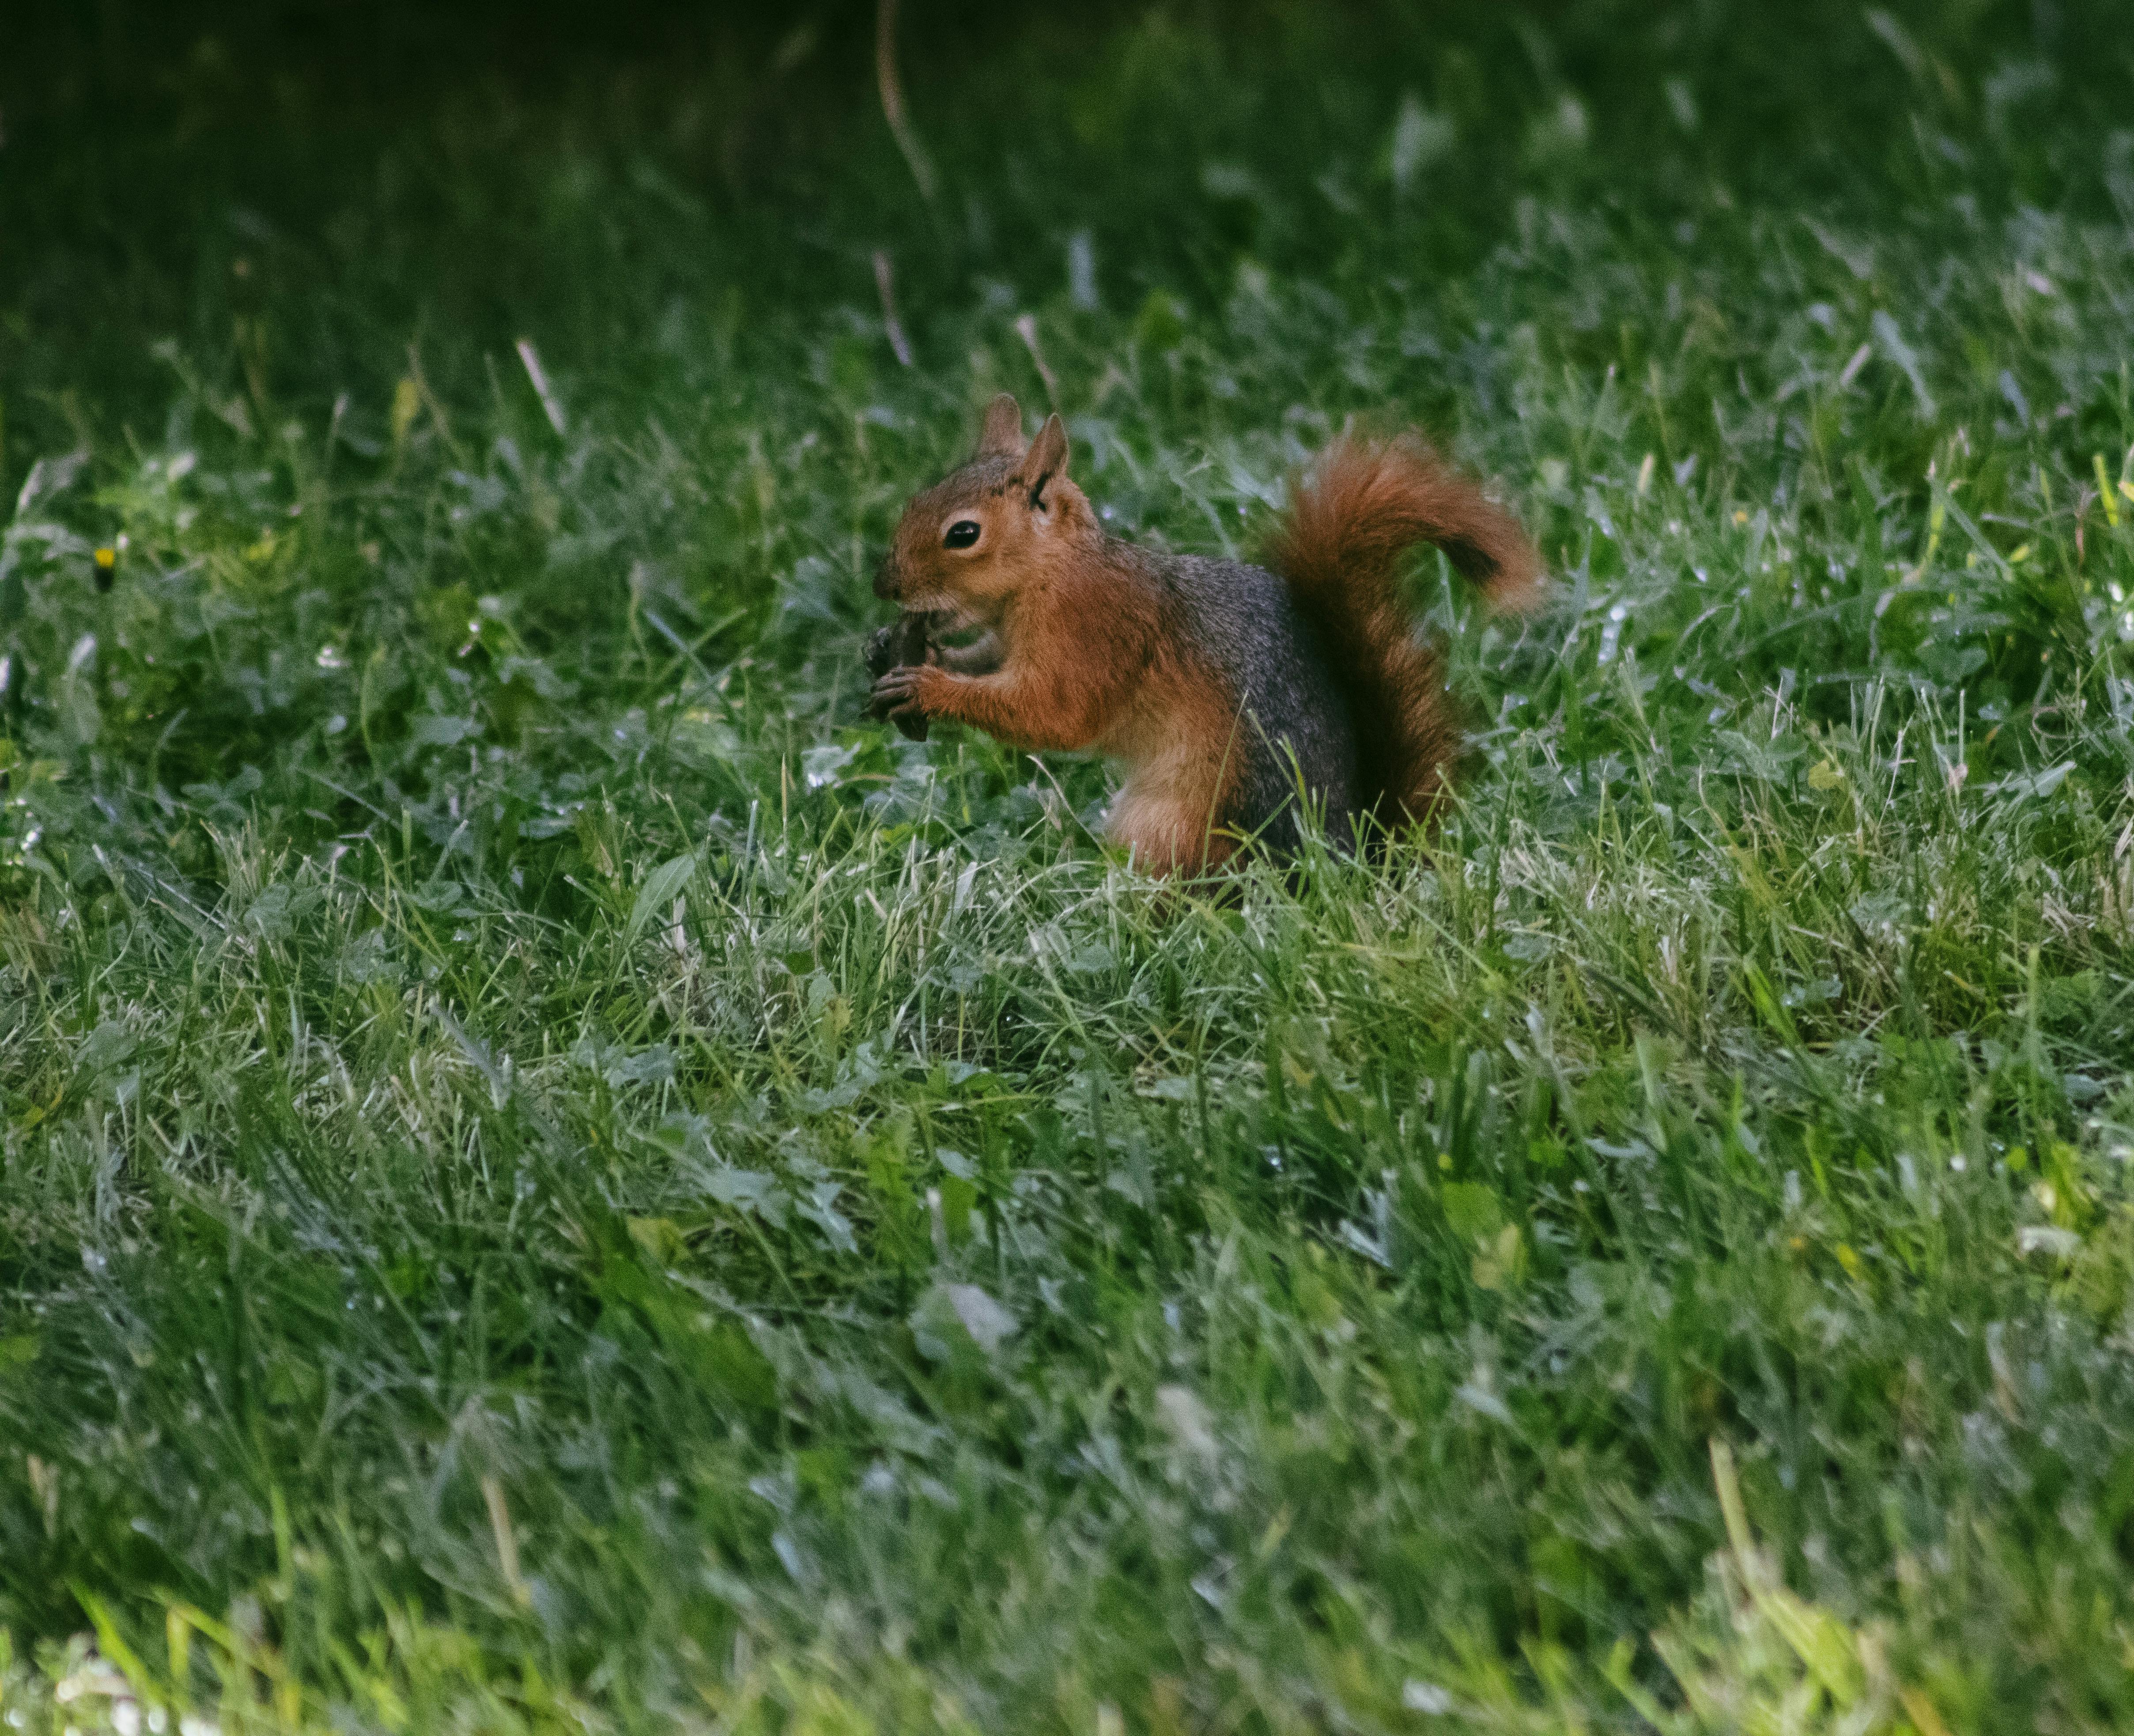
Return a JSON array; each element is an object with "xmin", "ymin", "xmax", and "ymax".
[
  {"xmin": 976, "ymin": 393, "xmax": 1025, "ymax": 459},
  {"xmin": 1022, "ymin": 413, "xmax": 1069, "ymax": 509}
]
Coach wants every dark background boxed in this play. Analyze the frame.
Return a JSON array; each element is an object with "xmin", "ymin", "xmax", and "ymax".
[{"xmin": 6, "ymin": 0, "xmax": 2126, "ymax": 472}]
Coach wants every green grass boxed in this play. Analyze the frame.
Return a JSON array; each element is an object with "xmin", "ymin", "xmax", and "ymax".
[{"xmin": 5, "ymin": 1, "xmax": 2134, "ymax": 1729}]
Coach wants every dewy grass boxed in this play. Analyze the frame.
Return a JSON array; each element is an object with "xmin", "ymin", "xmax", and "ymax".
[{"xmin": 4, "ymin": 0, "xmax": 2134, "ymax": 1729}]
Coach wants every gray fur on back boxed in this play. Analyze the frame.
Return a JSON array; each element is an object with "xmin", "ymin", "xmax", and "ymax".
[{"xmin": 1159, "ymin": 555, "xmax": 1358, "ymax": 853}]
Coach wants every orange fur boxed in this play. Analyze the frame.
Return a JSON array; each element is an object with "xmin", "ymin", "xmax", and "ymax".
[
  {"xmin": 1262, "ymin": 433, "xmax": 1540, "ymax": 825},
  {"xmin": 890, "ymin": 547, "xmax": 1242, "ymax": 873},
  {"xmin": 1094, "ymin": 648, "xmax": 1244, "ymax": 873}
]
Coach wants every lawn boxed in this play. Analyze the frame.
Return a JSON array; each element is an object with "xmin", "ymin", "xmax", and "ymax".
[{"xmin": 5, "ymin": 0, "xmax": 2134, "ymax": 1728}]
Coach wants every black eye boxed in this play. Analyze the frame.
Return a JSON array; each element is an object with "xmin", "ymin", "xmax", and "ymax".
[{"xmin": 943, "ymin": 520, "xmax": 981, "ymax": 550}]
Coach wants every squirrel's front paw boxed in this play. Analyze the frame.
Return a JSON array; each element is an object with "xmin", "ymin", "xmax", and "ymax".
[{"xmin": 869, "ymin": 664, "xmax": 938, "ymax": 720}]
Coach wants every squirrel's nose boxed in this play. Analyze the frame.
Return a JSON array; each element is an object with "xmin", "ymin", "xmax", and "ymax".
[{"xmin": 872, "ymin": 552, "xmax": 900, "ymax": 600}]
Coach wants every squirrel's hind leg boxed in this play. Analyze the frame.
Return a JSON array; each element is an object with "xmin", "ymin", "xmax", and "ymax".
[{"xmin": 1105, "ymin": 783, "xmax": 1236, "ymax": 878}]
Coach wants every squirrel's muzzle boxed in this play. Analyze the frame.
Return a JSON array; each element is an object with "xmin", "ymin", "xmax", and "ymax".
[{"xmin": 872, "ymin": 551, "xmax": 902, "ymax": 600}]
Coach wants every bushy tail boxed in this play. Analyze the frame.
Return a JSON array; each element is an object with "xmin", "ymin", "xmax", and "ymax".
[{"xmin": 1263, "ymin": 433, "xmax": 1540, "ymax": 827}]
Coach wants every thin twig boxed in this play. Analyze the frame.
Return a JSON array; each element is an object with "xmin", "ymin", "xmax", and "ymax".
[
  {"xmin": 1014, "ymin": 314, "xmax": 1061, "ymax": 413},
  {"xmin": 515, "ymin": 338, "xmax": 568, "ymax": 438},
  {"xmin": 873, "ymin": 251, "xmax": 914, "ymax": 367},
  {"xmin": 482, "ymin": 1474, "xmax": 530, "ymax": 1605},
  {"xmin": 876, "ymin": 0, "xmax": 937, "ymax": 205}
]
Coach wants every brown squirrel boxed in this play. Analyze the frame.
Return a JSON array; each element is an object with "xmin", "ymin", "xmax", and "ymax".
[{"xmin": 867, "ymin": 393, "xmax": 1540, "ymax": 874}]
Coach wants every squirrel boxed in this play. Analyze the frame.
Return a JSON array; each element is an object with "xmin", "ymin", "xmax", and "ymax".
[{"xmin": 866, "ymin": 393, "xmax": 1540, "ymax": 875}]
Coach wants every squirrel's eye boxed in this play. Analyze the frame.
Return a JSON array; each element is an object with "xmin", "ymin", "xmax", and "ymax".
[{"xmin": 943, "ymin": 520, "xmax": 981, "ymax": 550}]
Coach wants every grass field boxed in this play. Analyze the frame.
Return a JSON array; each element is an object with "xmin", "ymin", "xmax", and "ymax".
[{"xmin": 6, "ymin": 1, "xmax": 2134, "ymax": 1728}]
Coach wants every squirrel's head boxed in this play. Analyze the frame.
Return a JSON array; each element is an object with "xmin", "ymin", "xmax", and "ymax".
[{"xmin": 873, "ymin": 393, "xmax": 1098, "ymax": 619}]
